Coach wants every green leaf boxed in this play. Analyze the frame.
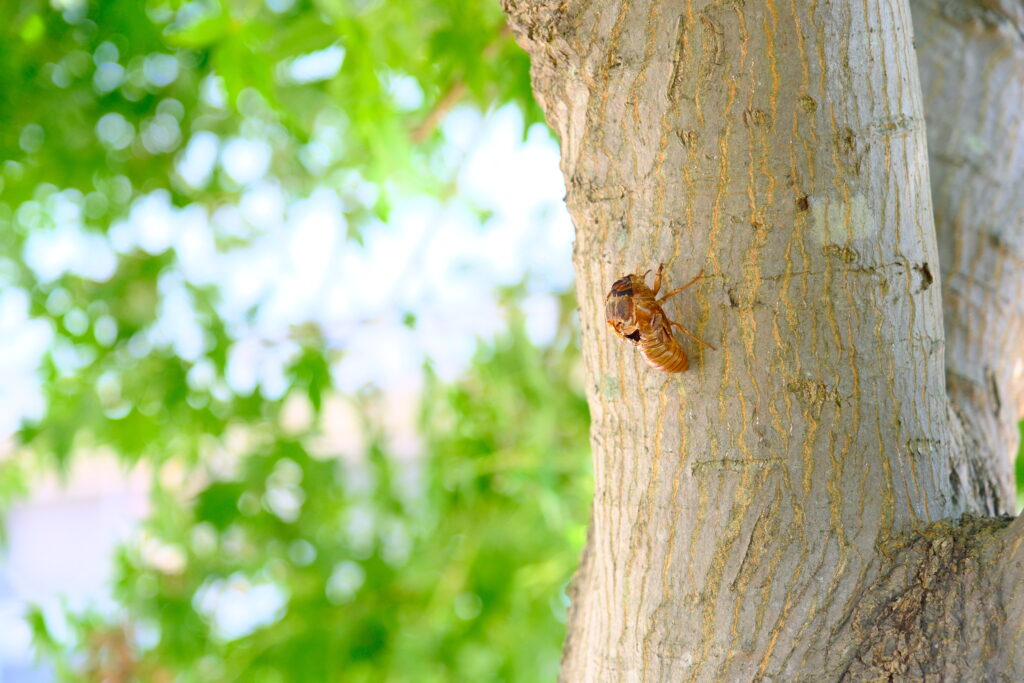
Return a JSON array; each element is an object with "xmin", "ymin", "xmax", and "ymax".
[
  {"xmin": 19, "ymin": 14, "xmax": 44, "ymax": 44},
  {"xmin": 164, "ymin": 6, "xmax": 229, "ymax": 48}
]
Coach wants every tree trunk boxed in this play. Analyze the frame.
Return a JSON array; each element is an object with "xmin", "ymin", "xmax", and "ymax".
[{"xmin": 502, "ymin": 0, "xmax": 1024, "ymax": 679}]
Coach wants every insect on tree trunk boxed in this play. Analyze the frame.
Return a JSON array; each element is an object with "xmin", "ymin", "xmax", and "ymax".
[
  {"xmin": 606, "ymin": 264, "xmax": 715, "ymax": 373},
  {"xmin": 502, "ymin": 0, "xmax": 1024, "ymax": 679}
]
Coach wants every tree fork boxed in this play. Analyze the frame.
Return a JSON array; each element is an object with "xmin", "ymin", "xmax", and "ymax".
[{"xmin": 503, "ymin": 0, "xmax": 1024, "ymax": 678}]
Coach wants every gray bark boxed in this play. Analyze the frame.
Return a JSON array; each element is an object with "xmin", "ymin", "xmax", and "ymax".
[{"xmin": 503, "ymin": 0, "xmax": 1024, "ymax": 679}]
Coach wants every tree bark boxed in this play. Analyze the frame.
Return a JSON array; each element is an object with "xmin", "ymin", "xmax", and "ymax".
[{"xmin": 503, "ymin": 0, "xmax": 1024, "ymax": 679}]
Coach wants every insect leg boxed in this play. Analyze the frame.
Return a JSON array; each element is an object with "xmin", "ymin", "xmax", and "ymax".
[
  {"xmin": 650, "ymin": 263, "xmax": 664, "ymax": 295},
  {"xmin": 670, "ymin": 320, "xmax": 716, "ymax": 350},
  {"xmin": 656, "ymin": 269, "xmax": 704, "ymax": 304}
]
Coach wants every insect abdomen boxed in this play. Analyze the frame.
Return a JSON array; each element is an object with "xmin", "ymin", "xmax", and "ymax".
[{"xmin": 639, "ymin": 335, "xmax": 689, "ymax": 372}]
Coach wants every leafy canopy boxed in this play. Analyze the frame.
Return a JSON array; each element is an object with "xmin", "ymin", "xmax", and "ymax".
[
  {"xmin": 2, "ymin": 0, "xmax": 540, "ymax": 466},
  {"xmin": 3, "ymin": 0, "xmax": 588, "ymax": 680}
]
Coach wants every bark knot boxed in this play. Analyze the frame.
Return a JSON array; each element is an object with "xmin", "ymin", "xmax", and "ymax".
[
  {"xmin": 786, "ymin": 378, "xmax": 839, "ymax": 414},
  {"xmin": 913, "ymin": 262, "xmax": 934, "ymax": 293}
]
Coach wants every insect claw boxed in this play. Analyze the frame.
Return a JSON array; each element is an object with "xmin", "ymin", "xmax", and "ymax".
[{"xmin": 650, "ymin": 263, "xmax": 663, "ymax": 294}]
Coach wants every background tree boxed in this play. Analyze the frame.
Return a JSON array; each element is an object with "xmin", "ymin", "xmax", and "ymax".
[{"xmin": 502, "ymin": 0, "xmax": 1024, "ymax": 678}]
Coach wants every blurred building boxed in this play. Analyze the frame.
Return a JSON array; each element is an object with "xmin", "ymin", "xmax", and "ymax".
[{"xmin": 0, "ymin": 454, "xmax": 148, "ymax": 681}]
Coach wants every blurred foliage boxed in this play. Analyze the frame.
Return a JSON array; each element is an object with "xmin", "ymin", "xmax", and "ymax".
[
  {"xmin": 0, "ymin": 0, "xmax": 590, "ymax": 679},
  {"xmin": 1018, "ymin": 423, "xmax": 1024, "ymax": 511},
  {"xmin": 31, "ymin": 315, "xmax": 591, "ymax": 681},
  {"xmin": 1, "ymin": 0, "xmax": 540, "ymax": 470},
  {"xmin": 1, "ymin": 0, "xmax": 539, "ymax": 209}
]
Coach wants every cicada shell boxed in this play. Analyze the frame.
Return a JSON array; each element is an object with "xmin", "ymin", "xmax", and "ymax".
[{"xmin": 605, "ymin": 264, "xmax": 714, "ymax": 373}]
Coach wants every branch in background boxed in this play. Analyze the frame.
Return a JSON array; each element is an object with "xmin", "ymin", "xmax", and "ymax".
[
  {"xmin": 411, "ymin": 81, "xmax": 468, "ymax": 143},
  {"xmin": 410, "ymin": 24, "xmax": 512, "ymax": 144}
]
